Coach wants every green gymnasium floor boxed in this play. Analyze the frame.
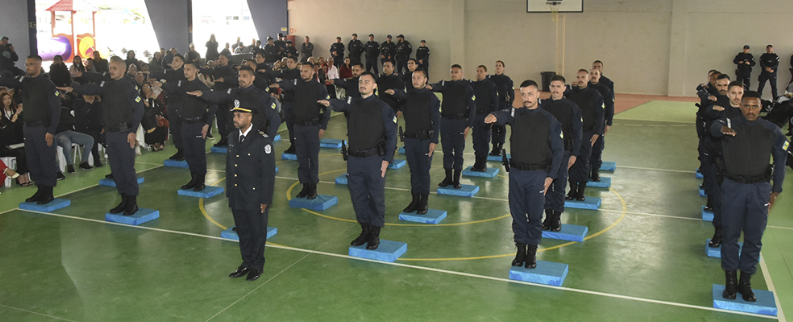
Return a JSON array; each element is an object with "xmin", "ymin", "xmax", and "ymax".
[{"xmin": 1, "ymin": 99, "xmax": 791, "ymax": 321}]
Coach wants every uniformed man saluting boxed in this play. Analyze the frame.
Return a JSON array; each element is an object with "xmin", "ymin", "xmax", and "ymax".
[
  {"xmin": 428, "ymin": 64, "xmax": 476, "ymax": 188},
  {"xmin": 565, "ymin": 69, "xmax": 604, "ymax": 201},
  {"xmin": 225, "ymin": 104, "xmax": 276, "ymax": 282},
  {"xmin": 60, "ymin": 56, "xmax": 144, "ymax": 215},
  {"xmin": 488, "ymin": 60, "xmax": 514, "ymax": 157},
  {"xmin": 318, "ymin": 71, "xmax": 397, "ymax": 250},
  {"xmin": 469, "ymin": 65, "xmax": 499, "ymax": 172},
  {"xmin": 0, "ymin": 55, "xmax": 61, "ymax": 204},
  {"xmin": 376, "ymin": 60, "xmax": 405, "ymax": 114},
  {"xmin": 711, "ymin": 91, "xmax": 787, "ymax": 302},
  {"xmin": 485, "ymin": 80, "xmax": 563, "ymax": 269}
]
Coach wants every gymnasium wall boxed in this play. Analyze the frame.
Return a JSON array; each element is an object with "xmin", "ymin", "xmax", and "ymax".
[{"xmin": 287, "ymin": 0, "xmax": 792, "ymax": 97}]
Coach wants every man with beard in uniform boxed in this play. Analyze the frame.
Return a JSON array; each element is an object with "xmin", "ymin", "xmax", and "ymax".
[
  {"xmin": 146, "ymin": 54, "xmax": 187, "ymax": 160},
  {"xmin": 0, "ymin": 55, "xmax": 61, "ymax": 204},
  {"xmin": 204, "ymin": 53, "xmax": 238, "ymax": 147},
  {"xmin": 415, "ymin": 40, "xmax": 430, "ymax": 79},
  {"xmin": 330, "ymin": 37, "xmax": 345, "ymax": 69},
  {"xmin": 733, "ymin": 45, "xmax": 755, "ymax": 88},
  {"xmin": 364, "ymin": 34, "xmax": 380, "ymax": 74},
  {"xmin": 701, "ymin": 75, "xmax": 731, "ymax": 215},
  {"xmin": 484, "ymin": 80, "xmax": 563, "ymax": 270},
  {"xmin": 488, "ymin": 60, "xmax": 514, "ymax": 156},
  {"xmin": 588, "ymin": 68, "xmax": 614, "ymax": 182},
  {"xmin": 469, "ymin": 65, "xmax": 498, "ymax": 172},
  {"xmin": 696, "ymin": 70, "xmax": 722, "ymax": 184},
  {"xmin": 395, "ymin": 35, "xmax": 412, "ymax": 75},
  {"xmin": 348, "ymin": 33, "xmax": 364, "ymax": 65},
  {"xmin": 380, "ymin": 35, "xmax": 396, "ymax": 68},
  {"xmin": 591, "ymin": 60, "xmax": 614, "ymax": 94},
  {"xmin": 565, "ymin": 69, "xmax": 604, "ymax": 202},
  {"xmin": 428, "ymin": 64, "xmax": 476, "ymax": 188},
  {"xmin": 318, "ymin": 71, "xmax": 397, "ymax": 250},
  {"xmin": 540, "ymin": 75, "xmax": 582, "ymax": 232},
  {"xmin": 327, "ymin": 63, "xmax": 364, "ymax": 99},
  {"xmin": 376, "ymin": 60, "xmax": 405, "ymax": 114},
  {"xmin": 387, "ymin": 69, "xmax": 440, "ymax": 214},
  {"xmin": 757, "ymin": 45, "xmax": 780, "ymax": 99},
  {"xmin": 269, "ymin": 63, "xmax": 330, "ymax": 198}
]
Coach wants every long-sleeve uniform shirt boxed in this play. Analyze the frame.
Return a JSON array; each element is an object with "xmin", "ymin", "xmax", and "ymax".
[
  {"xmin": 329, "ymin": 95, "xmax": 397, "ymax": 162},
  {"xmin": 279, "ymin": 78, "xmax": 331, "ymax": 130},
  {"xmin": 0, "ymin": 74, "xmax": 61, "ymax": 134},
  {"xmin": 393, "ymin": 88, "xmax": 441, "ymax": 144},
  {"xmin": 491, "ymin": 107, "xmax": 564, "ymax": 178},
  {"xmin": 200, "ymin": 85, "xmax": 281, "ymax": 139},
  {"xmin": 540, "ymin": 97, "xmax": 583, "ymax": 157},
  {"xmin": 429, "ymin": 79, "xmax": 477, "ymax": 127},
  {"xmin": 71, "ymin": 74, "xmax": 144, "ymax": 132},
  {"xmin": 162, "ymin": 78, "xmax": 218, "ymax": 127}
]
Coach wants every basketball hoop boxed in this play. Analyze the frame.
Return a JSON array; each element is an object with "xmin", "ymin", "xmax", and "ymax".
[{"xmin": 547, "ymin": 1, "xmax": 561, "ymax": 22}]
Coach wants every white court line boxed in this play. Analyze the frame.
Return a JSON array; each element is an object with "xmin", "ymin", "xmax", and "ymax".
[
  {"xmin": 7, "ymin": 208, "xmax": 778, "ymax": 320},
  {"xmin": 617, "ymin": 165, "xmax": 697, "ymax": 174},
  {"xmin": 0, "ymin": 304, "xmax": 79, "ymax": 322},
  {"xmin": 761, "ymin": 254, "xmax": 787, "ymax": 321}
]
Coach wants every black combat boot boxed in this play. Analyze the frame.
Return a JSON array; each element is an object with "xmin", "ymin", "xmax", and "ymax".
[
  {"xmin": 36, "ymin": 186, "xmax": 55, "ymax": 205},
  {"xmin": 110, "ymin": 194, "xmax": 127, "ymax": 214},
  {"xmin": 708, "ymin": 226, "xmax": 723, "ymax": 248},
  {"xmin": 438, "ymin": 168, "xmax": 453, "ymax": 187},
  {"xmin": 307, "ymin": 183, "xmax": 318, "ymax": 199},
  {"xmin": 366, "ymin": 226, "xmax": 381, "ymax": 250},
  {"xmin": 525, "ymin": 244, "xmax": 538, "ymax": 269},
  {"xmin": 550, "ymin": 210, "xmax": 562, "ymax": 232},
  {"xmin": 181, "ymin": 173, "xmax": 198, "ymax": 190},
  {"xmin": 542, "ymin": 209, "xmax": 554, "ymax": 231},
  {"xmin": 591, "ymin": 168, "xmax": 601, "ymax": 182},
  {"xmin": 124, "ymin": 195, "xmax": 139, "ymax": 216},
  {"xmin": 738, "ymin": 271, "xmax": 756, "ymax": 302},
  {"xmin": 575, "ymin": 182, "xmax": 587, "ymax": 201},
  {"xmin": 452, "ymin": 169, "xmax": 462, "ymax": 189},
  {"xmin": 511, "ymin": 243, "xmax": 527, "ymax": 267},
  {"xmin": 403, "ymin": 193, "xmax": 419, "ymax": 213},
  {"xmin": 351, "ymin": 222, "xmax": 370, "ymax": 246},
  {"xmin": 25, "ymin": 186, "xmax": 44, "ymax": 203},
  {"xmin": 193, "ymin": 174, "xmax": 206, "ymax": 191},
  {"xmin": 296, "ymin": 183, "xmax": 309, "ymax": 198},
  {"xmin": 169, "ymin": 148, "xmax": 185, "ymax": 161},
  {"xmin": 417, "ymin": 194, "xmax": 429, "ymax": 214},
  {"xmin": 565, "ymin": 182, "xmax": 578, "ymax": 200},
  {"xmin": 723, "ymin": 270, "xmax": 737, "ymax": 300}
]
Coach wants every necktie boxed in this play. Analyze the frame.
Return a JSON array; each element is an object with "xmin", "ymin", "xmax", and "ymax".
[{"xmin": 240, "ymin": 135, "xmax": 245, "ymax": 143}]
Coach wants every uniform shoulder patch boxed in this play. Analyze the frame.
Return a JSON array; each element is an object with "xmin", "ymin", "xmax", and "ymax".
[
  {"xmin": 783, "ymin": 140, "xmax": 790, "ymax": 151},
  {"xmin": 227, "ymin": 88, "xmax": 232, "ymax": 94},
  {"xmin": 560, "ymin": 132, "xmax": 564, "ymax": 139},
  {"xmin": 271, "ymin": 102, "xmax": 276, "ymax": 109},
  {"xmin": 100, "ymin": 81, "xmax": 105, "ymax": 87},
  {"xmin": 326, "ymin": 94, "xmax": 330, "ymax": 99},
  {"xmin": 135, "ymin": 96, "xmax": 141, "ymax": 103},
  {"xmin": 264, "ymin": 144, "xmax": 272, "ymax": 154},
  {"xmin": 472, "ymin": 95, "xmax": 476, "ymax": 101},
  {"xmin": 393, "ymin": 116, "xmax": 397, "ymax": 123},
  {"xmin": 55, "ymin": 90, "xmax": 59, "ymax": 97},
  {"xmin": 177, "ymin": 80, "xmax": 182, "ymax": 87}
]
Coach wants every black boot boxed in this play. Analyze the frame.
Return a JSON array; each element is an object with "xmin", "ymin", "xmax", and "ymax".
[
  {"xmin": 284, "ymin": 143, "xmax": 296, "ymax": 154},
  {"xmin": 471, "ymin": 154, "xmax": 484, "ymax": 172},
  {"xmin": 512, "ymin": 243, "xmax": 527, "ymax": 267},
  {"xmin": 550, "ymin": 210, "xmax": 562, "ymax": 232},
  {"xmin": 193, "ymin": 174, "xmax": 206, "ymax": 191},
  {"xmin": 403, "ymin": 193, "xmax": 420, "ymax": 213},
  {"xmin": 705, "ymin": 195, "xmax": 714, "ymax": 212},
  {"xmin": 181, "ymin": 173, "xmax": 198, "ymax": 190},
  {"xmin": 110, "ymin": 194, "xmax": 127, "ymax": 214},
  {"xmin": 525, "ymin": 244, "xmax": 538, "ymax": 269},
  {"xmin": 417, "ymin": 194, "xmax": 429, "ymax": 214},
  {"xmin": 708, "ymin": 226, "xmax": 723, "ymax": 248},
  {"xmin": 565, "ymin": 182, "xmax": 578, "ymax": 200},
  {"xmin": 25, "ymin": 186, "xmax": 44, "ymax": 203},
  {"xmin": 452, "ymin": 169, "xmax": 462, "ymax": 189},
  {"xmin": 124, "ymin": 195, "xmax": 139, "ymax": 216},
  {"xmin": 169, "ymin": 148, "xmax": 185, "ymax": 161},
  {"xmin": 296, "ymin": 183, "xmax": 309, "ymax": 198},
  {"xmin": 479, "ymin": 155, "xmax": 487, "ymax": 171},
  {"xmin": 351, "ymin": 222, "xmax": 371, "ymax": 246},
  {"xmin": 36, "ymin": 186, "xmax": 55, "ymax": 205},
  {"xmin": 490, "ymin": 143, "xmax": 502, "ymax": 156},
  {"xmin": 542, "ymin": 209, "xmax": 553, "ymax": 231},
  {"xmin": 723, "ymin": 270, "xmax": 738, "ymax": 300},
  {"xmin": 591, "ymin": 169, "xmax": 601, "ymax": 182},
  {"xmin": 575, "ymin": 182, "xmax": 586, "ymax": 201},
  {"xmin": 105, "ymin": 173, "xmax": 114, "ymax": 179},
  {"xmin": 738, "ymin": 271, "xmax": 756, "ymax": 302},
  {"xmin": 307, "ymin": 183, "xmax": 318, "ymax": 199},
  {"xmin": 438, "ymin": 168, "xmax": 453, "ymax": 187},
  {"xmin": 213, "ymin": 137, "xmax": 227, "ymax": 148},
  {"xmin": 366, "ymin": 225, "xmax": 381, "ymax": 250}
]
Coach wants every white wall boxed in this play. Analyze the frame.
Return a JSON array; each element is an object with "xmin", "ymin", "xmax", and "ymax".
[{"xmin": 288, "ymin": 0, "xmax": 792, "ymax": 97}]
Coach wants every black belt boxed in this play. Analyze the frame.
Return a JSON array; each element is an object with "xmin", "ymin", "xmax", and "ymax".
[
  {"xmin": 442, "ymin": 113, "xmax": 467, "ymax": 120},
  {"xmin": 510, "ymin": 161, "xmax": 549, "ymax": 171},
  {"xmin": 25, "ymin": 120, "xmax": 46, "ymax": 127},
  {"xmin": 182, "ymin": 116, "xmax": 205, "ymax": 124},
  {"xmin": 724, "ymin": 170, "xmax": 772, "ymax": 184},
  {"xmin": 404, "ymin": 130, "xmax": 433, "ymax": 140},
  {"xmin": 348, "ymin": 147, "xmax": 381, "ymax": 158},
  {"xmin": 476, "ymin": 110, "xmax": 491, "ymax": 115},
  {"xmin": 295, "ymin": 118, "xmax": 320, "ymax": 126},
  {"xmin": 564, "ymin": 138, "xmax": 574, "ymax": 151},
  {"xmin": 106, "ymin": 122, "xmax": 131, "ymax": 132}
]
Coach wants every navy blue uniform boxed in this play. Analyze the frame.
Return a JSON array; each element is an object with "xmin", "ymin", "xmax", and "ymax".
[
  {"xmin": 492, "ymin": 107, "xmax": 563, "ymax": 246},
  {"xmin": 226, "ymin": 125, "xmax": 276, "ymax": 272},
  {"xmin": 487, "ymin": 73, "xmax": 514, "ymax": 154},
  {"xmin": 395, "ymin": 40, "xmax": 412, "ymax": 75},
  {"xmin": 429, "ymin": 80, "xmax": 476, "ymax": 172},
  {"xmin": 330, "ymin": 42, "xmax": 345, "ymax": 68},
  {"xmin": 733, "ymin": 52, "xmax": 755, "ymax": 87},
  {"xmin": 199, "ymin": 85, "xmax": 281, "ymax": 141},
  {"xmin": 333, "ymin": 76, "xmax": 361, "ymax": 99},
  {"xmin": 376, "ymin": 73, "xmax": 405, "ymax": 113},
  {"xmin": 162, "ymin": 78, "xmax": 217, "ymax": 178},
  {"xmin": 279, "ymin": 78, "xmax": 330, "ymax": 185},
  {"xmin": 270, "ymin": 66, "xmax": 300, "ymax": 149},
  {"xmin": 329, "ymin": 96, "xmax": 397, "ymax": 227},
  {"xmin": 380, "ymin": 41, "xmax": 396, "ymax": 66},
  {"xmin": 470, "ymin": 78, "xmax": 499, "ymax": 169},
  {"xmin": 148, "ymin": 68, "xmax": 187, "ymax": 150},
  {"xmin": 540, "ymin": 97, "xmax": 582, "ymax": 214},
  {"xmin": 365, "ymin": 41, "xmax": 380, "ymax": 74},
  {"xmin": 589, "ymin": 82, "xmax": 614, "ymax": 178},
  {"xmin": 758, "ymin": 53, "xmax": 780, "ymax": 98},
  {"xmin": 415, "ymin": 45, "xmax": 430, "ymax": 78},
  {"xmin": 565, "ymin": 86, "xmax": 604, "ymax": 199},
  {"xmin": 204, "ymin": 64, "xmax": 238, "ymax": 144},
  {"xmin": 703, "ymin": 98, "xmax": 741, "ymax": 229},
  {"xmin": 348, "ymin": 39, "xmax": 364, "ymax": 65},
  {"xmin": 394, "ymin": 88, "xmax": 441, "ymax": 195}
]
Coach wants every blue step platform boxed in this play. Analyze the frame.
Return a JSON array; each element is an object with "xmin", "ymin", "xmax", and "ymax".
[
  {"xmin": 289, "ymin": 195, "xmax": 338, "ymax": 211},
  {"xmin": 210, "ymin": 146, "xmax": 227, "ymax": 154},
  {"xmin": 320, "ymin": 138, "xmax": 343, "ymax": 148},
  {"xmin": 388, "ymin": 159, "xmax": 406, "ymax": 169},
  {"xmin": 164, "ymin": 159, "xmax": 189, "ymax": 168},
  {"xmin": 712, "ymin": 285, "xmax": 777, "ymax": 316},
  {"xmin": 586, "ymin": 177, "xmax": 611, "ymax": 188},
  {"xmin": 19, "ymin": 198, "xmax": 71, "ymax": 212},
  {"xmin": 542, "ymin": 224, "xmax": 588, "ymax": 242},
  {"xmin": 462, "ymin": 166, "xmax": 499, "ymax": 178},
  {"xmin": 437, "ymin": 184, "xmax": 479, "ymax": 197},
  {"xmin": 221, "ymin": 226, "xmax": 277, "ymax": 241},
  {"xmin": 564, "ymin": 197, "xmax": 601, "ymax": 210},
  {"xmin": 699, "ymin": 188, "xmax": 707, "ymax": 197},
  {"xmin": 178, "ymin": 186, "xmax": 224, "ymax": 198},
  {"xmin": 398, "ymin": 146, "xmax": 405, "ymax": 154},
  {"xmin": 105, "ymin": 208, "xmax": 159, "ymax": 226},
  {"xmin": 335, "ymin": 174, "xmax": 349, "ymax": 185},
  {"xmin": 600, "ymin": 161, "xmax": 616, "ymax": 172},
  {"xmin": 509, "ymin": 261, "xmax": 569, "ymax": 286},
  {"xmin": 399, "ymin": 209, "xmax": 448, "ymax": 224},
  {"xmin": 273, "ymin": 134, "xmax": 281, "ymax": 141},
  {"xmin": 348, "ymin": 240, "xmax": 407, "ymax": 262},
  {"xmin": 702, "ymin": 206, "xmax": 714, "ymax": 221},
  {"xmin": 281, "ymin": 153, "xmax": 297, "ymax": 160},
  {"xmin": 99, "ymin": 177, "xmax": 144, "ymax": 187},
  {"xmin": 487, "ymin": 153, "xmax": 510, "ymax": 162},
  {"xmin": 696, "ymin": 170, "xmax": 704, "ymax": 179},
  {"xmin": 705, "ymin": 240, "xmax": 758, "ymax": 260}
]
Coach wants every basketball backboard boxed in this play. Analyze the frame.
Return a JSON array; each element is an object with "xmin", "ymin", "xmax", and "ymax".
[{"xmin": 527, "ymin": 0, "xmax": 583, "ymax": 13}]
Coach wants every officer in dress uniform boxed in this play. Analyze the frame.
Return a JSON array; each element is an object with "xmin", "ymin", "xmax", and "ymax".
[
  {"xmin": 348, "ymin": 33, "xmax": 364, "ymax": 65},
  {"xmin": 319, "ymin": 71, "xmax": 397, "ymax": 250},
  {"xmin": 428, "ymin": 64, "xmax": 476, "ymax": 188},
  {"xmin": 328, "ymin": 63, "xmax": 363, "ymax": 99},
  {"xmin": 757, "ymin": 45, "xmax": 780, "ymax": 99},
  {"xmin": 270, "ymin": 62, "xmax": 330, "ymax": 199},
  {"xmin": 469, "ymin": 65, "xmax": 499, "ymax": 172},
  {"xmin": 488, "ymin": 60, "xmax": 514, "ymax": 157},
  {"xmin": 733, "ymin": 45, "xmax": 755, "ymax": 88},
  {"xmin": 146, "ymin": 54, "xmax": 187, "ymax": 160},
  {"xmin": 711, "ymin": 91, "xmax": 787, "ymax": 302},
  {"xmin": 153, "ymin": 61, "xmax": 218, "ymax": 191},
  {"xmin": 415, "ymin": 40, "xmax": 430, "ymax": 79},
  {"xmin": 225, "ymin": 104, "xmax": 276, "ymax": 282},
  {"xmin": 364, "ymin": 34, "xmax": 380, "ymax": 75},
  {"xmin": 376, "ymin": 60, "xmax": 405, "ymax": 114},
  {"xmin": 484, "ymin": 80, "xmax": 563, "ymax": 270},
  {"xmin": 0, "ymin": 55, "xmax": 61, "ymax": 204},
  {"xmin": 388, "ymin": 69, "xmax": 440, "ymax": 214},
  {"xmin": 540, "ymin": 75, "xmax": 582, "ymax": 232},
  {"xmin": 588, "ymin": 68, "xmax": 614, "ymax": 182},
  {"xmin": 565, "ymin": 69, "xmax": 604, "ymax": 201},
  {"xmin": 63, "ymin": 57, "xmax": 144, "ymax": 215},
  {"xmin": 395, "ymin": 35, "xmax": 412, "ymax": 75},
  {"xmin": 380, "ymin": 35, "xmax": 397, "ymax": 68}
]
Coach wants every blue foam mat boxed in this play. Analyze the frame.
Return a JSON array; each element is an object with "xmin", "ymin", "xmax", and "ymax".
[
  {"xmin": 399, "ymin": 209, "xmax": 448, "ymax": 224},
  {"xmin": 509, "ymin": 261, "xmax": 569, "ymax": 286},
  {"xmin": 19, "ymin": 198, "xmax": 71, "ymax": 212},
  {"xmin": 437, "ymin": 184, "xmax": 479, "ymax": 197},
  {"xmin": 696, "ymin": 170, "xmax": 704, "ymax": 179},
  {"xmin": 487, "ymin": 153, "xmax": 510, "ymax": 162},
  {"xmin": 320, "ymin": 138, "xmax": 343, "ymax": 148},
  {"xmin": 462, "ymin": 166, "xmax": 499, "ymax": 178},
  {"xmin": 705, "ymin": 239, "xmax": 757, "ymax": 260},
  {"xmin": 388, "ymin": 159, "xmax": 406, "ymax": 169},
  {"xmin": 699, "ymin": 188, "xmax": 707, "ymax": 197},
  {"xmin": 542, "ymin": 224, "xmax": 588, "ymax": 242},
  {"xmin": 221, "ymin": 226, "xmax": 277, "ymax": 241},
  {"xmin": 281, "ymin": 153, "xmax": 297, "ymax": 160},
  {"xmin": 586, "ymin": 177, "xmax": 611, "ymax": 188},
  {"xmin": 163, "ymin": 159, "xmax": 189, "ymax": 168},
  {"xmin": 288, "ymin": 195, "xmax": 338, "ymax": 211},
  {"xmin": 712, "ymin": 285, "xmax": 777, "ymax": 316},
  {"xmin": 210, "ymin": 146, "xmax": 227, "ymax": 154},
  {"xmin": 702, "ymin": 206, "xmax": 714, "ymax": 221},
  {"xmin": 348, "ymin": 240, "xmax": 408, "ymax": 262},
  {"xmin": 273, "ymin": 134, "xmax": 281, "ymax": 141},
  {"xmin": 600, "ymin": 161, "xmax": 616, "ymax": 172},
  {"xmin": 564, "ymin": 197, "xmax": 601, "ymax": 210},
  {"xmin": 99, "ymin": 177, "xmax": 144, "ymax": 187},
  {"xmin": 105, "ymin": 208, "xmax": 159, "ymax": 226},
  {"xmin": 335, "ymin": 174, "xmax": 349, "ymax": 185},
  {"xmin": 177, "ymin": 186, "xmax": 224, "ymax": 198},
  {"xmin": 398, "ymin": 146, "xmax": 405, "ymax": 154}
]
